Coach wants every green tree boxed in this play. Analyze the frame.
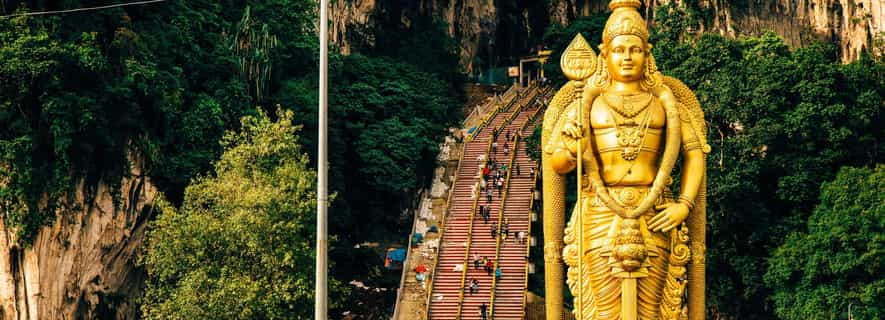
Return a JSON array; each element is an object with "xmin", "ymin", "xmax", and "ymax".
[
  {"xmin": 280, "ymin": 53, "xmax": 460, "ymax": 242},
  {"xmin": 142, "ymin": 109, "xmax": 344, "ymax": 319},
  {"xmin": 525, "ymin": 125, "xmax": 542, "ymax": 163},
  {"xmin": 765, "ymin": 165, "xmax": 885, "ymax": 320},
  {"xmin": 0, "ymin": 1, "xmax": 257, "ymax": 241}
]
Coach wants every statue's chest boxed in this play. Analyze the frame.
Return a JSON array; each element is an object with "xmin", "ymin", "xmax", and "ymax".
[
  {"xmin": 589, "ymin": 93, "xmax": 666, "ymax": 130},
  {"xmin": 589, "ymin": 93, "xmax": 666, "ymax": 161}
]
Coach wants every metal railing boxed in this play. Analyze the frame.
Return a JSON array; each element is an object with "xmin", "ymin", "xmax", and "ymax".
[
  {"xmin": 487, "ymin": 87, "xmax": 547, "ymax": 317},
  {"xmin": 463, "ymin": 85, "xmax": 517, "ymax": 129},
  {"xmin": 485, "ymin": 86, "xmax": 550, "ymax": 319},
  {"xmin": 487, "ymin": 131, "xmax": 520, "ymax": 319},
  {"xmin": 496, "ymin": 87, "xmax": 539, "ymax": 133},
  {"xmin": 452, "ymin": 137, "xmax": 495, "ymax": 320},
  {"xmin": 518, "ymin": 87, "xmax": 551, "ymax": 319},
  {"xmin": 421, "ymin": 84, "xmax": 547, "ymax": 320},
  {"xmin": 467, "ymin": 86, "xmax": 520, "ymax": 142}
]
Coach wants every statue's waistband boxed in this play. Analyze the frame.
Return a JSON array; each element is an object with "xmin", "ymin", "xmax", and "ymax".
[{"xmin": 585, "ymin": 185, "xmax": 671, "ymax": 210}]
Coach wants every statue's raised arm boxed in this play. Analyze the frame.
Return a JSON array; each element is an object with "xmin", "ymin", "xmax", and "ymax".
[{"xmin": 541, "ymin": 1, "xmax": 710, "ymax": 319}]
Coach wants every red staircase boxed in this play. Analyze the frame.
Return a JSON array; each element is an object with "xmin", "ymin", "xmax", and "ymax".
[
  {"xmin": 427, "ymin": 86, "xmax": 548, "ymax": 320},
  {"xmin": 488, "ymin": 95, "xmax": 545, "ymax": 319}
]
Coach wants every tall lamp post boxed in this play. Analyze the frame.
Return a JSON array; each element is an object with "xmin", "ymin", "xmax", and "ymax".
[{"xmin": 316, "ymin": 0, "xmax": 329, "ymax": 319}]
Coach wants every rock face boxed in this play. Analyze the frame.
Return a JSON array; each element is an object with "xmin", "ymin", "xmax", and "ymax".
[
  {"xmin": 652, "ymin": 0, "xmax": 884, "ymax": 62},
  {"xmin": 330, "ymin": 0, "xmax": 378, "ymax": 56},
  {"xmin": 330, "ymin": 0, "xmax": 883, "ymax": 66},
  {"xmin": 0, "ymin": 164, "xmax": 156, "ymax": 320},
  {"xmin": 331, "ymin": 0, "xmax": 498, "ymax": 72},
  {"xmin": 690, "ymin": 0, "xmax": 884, "ymax": 62}
]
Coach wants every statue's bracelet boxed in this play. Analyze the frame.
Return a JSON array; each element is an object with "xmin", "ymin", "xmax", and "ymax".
[{"xmin": 677, "ymin": 195, "xmax": 696, "ymax": 210}]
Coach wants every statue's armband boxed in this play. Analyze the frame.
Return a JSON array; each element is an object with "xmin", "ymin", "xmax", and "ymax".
[{"xmin": 678, "ymin": 102, "xmax": 702, "ymax": 153}]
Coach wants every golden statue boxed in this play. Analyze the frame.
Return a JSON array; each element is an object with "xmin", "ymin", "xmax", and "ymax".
[{"xmin": 541, "ymin": 0, "xmax": 710, "ymax": 319}]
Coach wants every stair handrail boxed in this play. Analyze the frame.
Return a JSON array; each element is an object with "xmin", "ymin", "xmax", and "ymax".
[
  {"xmin": 462, "ymin": 84, "xmax": 517, "ymax": 129},
  {"xmin": 420, "ymin": 84, "xmax": 536, "ymax": 320},
  {"xmin": 452, "ymin": 135, "xmax": 495, "ymax": 320},
  {"xmin": 487, "ymin": 132, "xmax": 520, "ymax": 319},
  {"xmin": 421, "ymin": 130, "xmax": 469, "ymax": 320},
  {"xmin": 470, "ymin": 81, "xmax": 530, "ymax": 142},
  {"xmin": 466, "ymin": 86, "xmax": 520, "ymax": 142},
  {"xmin": 496, "ymin": 86, "xmax": 542, "ymax": 134},
  {"xmin": 516, "ymin": 87, "xmax": 550, "ymax": 319},
  {"xmin": 524, "ymin": 91, "xmax": 548, "ymax": 131},
  {"xmin": 472, "ymin": 92, "xmax": 515, "ymax": 141},
  {"xmin": 488, "ymin": 89, "xmax": 548, "ymax": 318}
]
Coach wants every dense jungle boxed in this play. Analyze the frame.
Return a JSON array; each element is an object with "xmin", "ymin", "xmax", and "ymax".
[{"xmin": 0, "ymin": 0, "xmax": 882, "ymax": 319}]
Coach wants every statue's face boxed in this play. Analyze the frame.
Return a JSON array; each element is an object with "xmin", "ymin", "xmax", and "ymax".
[{"xmin": 605, "ymin": 35, "xmax": 646, "ymax": 82}]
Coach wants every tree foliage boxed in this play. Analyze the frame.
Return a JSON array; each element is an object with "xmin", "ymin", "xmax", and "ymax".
[
  {"xmin": 142, "ymin": 109, "xmax": 345, "ymax": 319},
  {"xmin": 1, "ymin": 1, "xmax": 462, "ymax": 317},
  {"xmin": 0, "ymin": 1, "xmax": 260, "ymax": 241},
  {"xmin": 279, "ymin": 53, "xmax": 460, "ymax": 244},
  {"xmin": 765, "ymin": 165, "xmax": 885, "ymax": 320},
  {"xmin": 525, "ymin": 125, "xmax": 542, "ymax": 163}
]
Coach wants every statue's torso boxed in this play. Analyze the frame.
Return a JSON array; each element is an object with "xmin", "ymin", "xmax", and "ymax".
[{"xmin": 590, "ymin": 90, "xmax": 665, "ymax": 186}]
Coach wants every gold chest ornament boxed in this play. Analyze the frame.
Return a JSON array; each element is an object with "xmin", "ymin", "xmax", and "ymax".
[{"xmin": 603, "ymin": 92, "xmax": 654, "ymax": 161}]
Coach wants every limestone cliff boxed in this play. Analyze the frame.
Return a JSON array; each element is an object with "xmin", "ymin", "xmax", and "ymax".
[
  {"xmin": 691, "ymin": 0, "xmax": 884, "ymax": 62},
  {"xmin": 0, "ymin": 162, "xmax": 156, "ymax": 320},
  {"xmin": 332, "ymin": 0, "xmax": 499, "ymax": 71},
  {"xmin": 330, "ymin": 0, "xmax": 883, "ymax": 67},
  {"xmin": 331, "ymin": 0, "xmax": 377, "ymax": 56}
]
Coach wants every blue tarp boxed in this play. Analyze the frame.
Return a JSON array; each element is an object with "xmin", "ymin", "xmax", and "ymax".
[
  {"xmin": 412, "ymin": 233, "xmax": 424, "ymax": 244},
  {"xmin": 387, "ymin": 248, "xmax": 406, "ymax": 262}
]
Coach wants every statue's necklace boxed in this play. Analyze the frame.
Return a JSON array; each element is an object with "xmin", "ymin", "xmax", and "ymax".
[
  {"xmin": 607, "ymin": 104, "xmax": 653, "ymax": 161},
  {"xmin": 603, "ymin": 92, "xmax": 653, "ymax": 119}
]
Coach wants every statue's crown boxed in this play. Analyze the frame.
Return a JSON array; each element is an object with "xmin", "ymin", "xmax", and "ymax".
[
  {"xmin": 608, "ymin": 0, "xmax": 642, "ymax": 10},
  {"xmin": 603, "ymin": 0, "xmax": 649, "ymax": 45}
]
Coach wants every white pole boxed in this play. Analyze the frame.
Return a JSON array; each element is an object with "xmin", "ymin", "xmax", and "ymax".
[{"xmin": 316, "ymin": 0, "xmax": 329, "ymax": 319}]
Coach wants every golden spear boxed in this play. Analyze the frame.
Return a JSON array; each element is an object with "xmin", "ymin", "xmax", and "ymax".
[{"xmin": 560, "ymin": 34, "xmax": 596, "ymax": 319}]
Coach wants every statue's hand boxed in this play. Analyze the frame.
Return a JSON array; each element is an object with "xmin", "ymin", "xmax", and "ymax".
[
  {"xmin": 648, "ymin": 202, "xmax": 689, "ymax": 232},
  {"xmin": 561, "ymin": 120, "xmax": 584, "ymax": 155}
]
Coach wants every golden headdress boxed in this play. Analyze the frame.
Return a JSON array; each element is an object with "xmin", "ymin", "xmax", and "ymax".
[
  {"xmin": 592, "ymin": 0, "xmax": 661, "ymax": 89},
  {"xmin": 602, "ymin": 0, "xmax": 649, "ymax": 45}
]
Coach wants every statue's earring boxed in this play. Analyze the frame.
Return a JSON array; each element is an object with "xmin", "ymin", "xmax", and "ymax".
[
  {"xmin": 644, "ymin": 50, "xmax": 661, "ymax": 89},
  {"xmin": 595, "ymin": 54, "xmax": 610, "ymax": 88},
  {"xmin": 645, "ymin": 44, "xmax": 656, "ymax": 74},
  {"xmin": 594, "ymin": 45, "xmax": 610, "ymax": 88}
]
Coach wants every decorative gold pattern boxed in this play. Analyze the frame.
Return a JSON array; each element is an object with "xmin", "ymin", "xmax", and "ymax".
[
  {"xmin": 605, "ymin": 97, "xmax": 655, "ymax": 161},
  {"xmin": 602, "ymin": 4, "xmax": 649, "ymax": 45},
  {"xmin": 663, "ymin": 76, "xmax": 709, "ymax": 320},
  {"xmin": 561, "ymin": 34, "xmax": 597, "ymax": 82},
  {"xmin": 603, "ymin": 92, "xmax": 653, "ymax": 119},
  {"xmin": 541, "ymin": 79, "xmax": 575, "ymax": 320},
  {"xmin": 660, "ymin": 225, "xmax": 691, "ymax": 320}
]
